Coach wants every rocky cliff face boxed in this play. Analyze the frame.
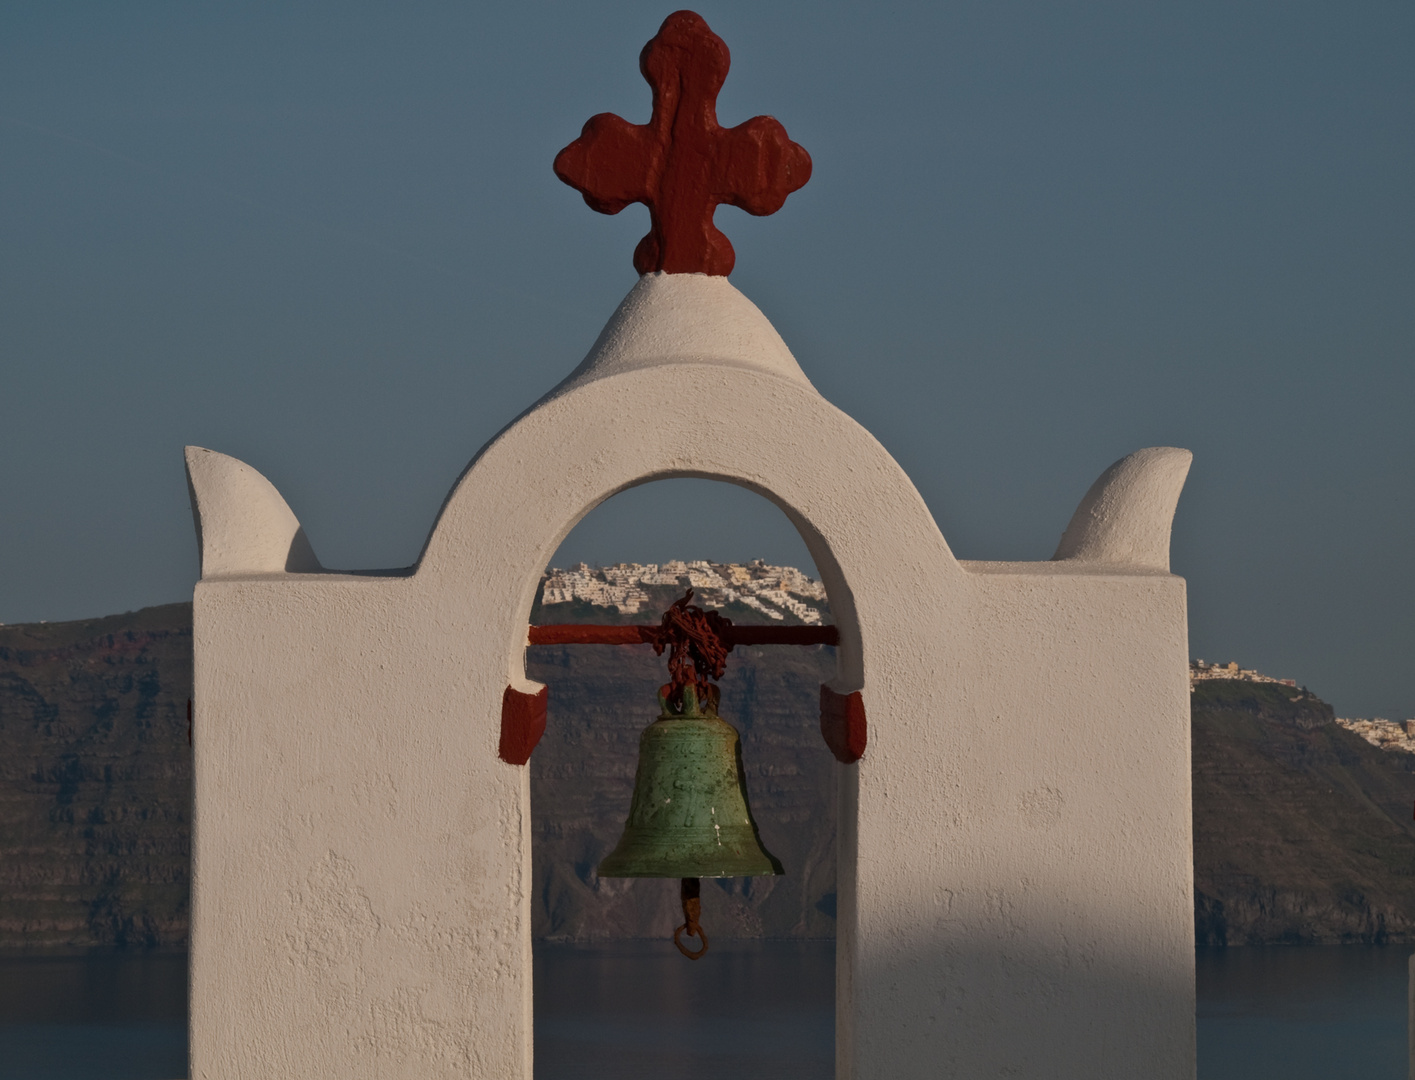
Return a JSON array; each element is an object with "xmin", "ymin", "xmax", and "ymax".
[
  {"xmin": 1191, "ymin": 678, "xmax": 1415, "ymax": 944},
  {"xmin": 0, "ymin": 606, "xmax": 192, "ymax": 948},
  {"xmin": 7, "ymin": 603, "xmax": 1415, "ymax": 949}
]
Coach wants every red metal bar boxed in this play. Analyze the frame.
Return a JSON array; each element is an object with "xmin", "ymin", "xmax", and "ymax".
[
  {"xmin": 527, "ymin": 624, "xmax": 838, "ymax": 648},
  {"xmin": 724, "ymin": 625, "xmax": 838, "ymax": 647},
  {"xmin": 527, "ymin": 625, "xmax": 657, "ymax": 645}
]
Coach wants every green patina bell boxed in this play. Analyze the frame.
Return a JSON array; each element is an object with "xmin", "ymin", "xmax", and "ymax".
[{"xmin": 599, "ymin": 685, "xmax": 783, "ymax": 879}]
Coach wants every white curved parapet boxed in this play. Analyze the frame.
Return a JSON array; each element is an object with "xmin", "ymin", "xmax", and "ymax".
[
  {"xmin": 184, "ymin": 446, "xmax": 322, "ymax": 577},
  {"xmin": 1053, "ymin": 446, "xmax": 1193, "ymax": 572}
]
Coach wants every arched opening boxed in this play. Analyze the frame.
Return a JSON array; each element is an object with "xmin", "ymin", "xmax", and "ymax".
[
  {"xmin": 527, "ymin": 478, "xmax": 838, "ymax": 1078},
  {"xmin": 417, "ymin": 351, "xmax": 959, "ymax": 1078}
]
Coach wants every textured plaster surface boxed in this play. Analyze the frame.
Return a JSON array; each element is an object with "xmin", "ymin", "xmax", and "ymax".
[
  {"xmin": 185, "ymin": 446, "xmax": 321, "ymax": 576},
  {"xmin": 188, "ymin": 273, "xmax": 1194, "ymax": 1079},
  {"xmin": 1053, "ymin": 444, "xmax": 1192, "ymax": 571}
]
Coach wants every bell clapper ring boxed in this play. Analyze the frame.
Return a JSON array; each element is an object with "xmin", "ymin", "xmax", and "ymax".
[{"xmin": 674, "ymin": 877, "xmax": 709, "ymax": 960}]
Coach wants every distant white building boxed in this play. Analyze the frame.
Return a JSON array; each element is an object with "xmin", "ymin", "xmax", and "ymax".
[
  {"xmin": 536, "ymin": 559, "xmax": 830, "ymax": 624},
  {"xmin": 1189, "ymin": 659, "xmax": 1297, "ymax": 687},
  {"xmin": 1336, "ymin": 717, "xmax": 1415, "ymax": 754}
]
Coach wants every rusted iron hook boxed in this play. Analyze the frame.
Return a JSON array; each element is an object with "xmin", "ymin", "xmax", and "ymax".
[
  {"xmin": 650, "ymin": 590, "xmax": 732, "ymax": 715},
  {"xmin": 673, "ymin": 877, "xmax": 709, "ymax": 960}
]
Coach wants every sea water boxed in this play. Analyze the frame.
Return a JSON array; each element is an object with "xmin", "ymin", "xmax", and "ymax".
[
  {"xmin": 0, "ymin": 944, "xmax": 1409, "ymax": 1079},
  {"xmin": 1196, "ymin": 945, "xmax": 1409, "ymax": 1080},
  {"xmin": 0, "ymin": 951, "xmax": 186, "ymax": 1080},
  {"xmin": 535, "ymin": 940, "xmax": 834, "ymax": 1079}
]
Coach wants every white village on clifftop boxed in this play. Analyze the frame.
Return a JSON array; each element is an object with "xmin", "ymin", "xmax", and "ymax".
[
  {"xmin": 539, "ymin": 560, "xmax": 828, "ymax": 624},
  {"xmin": 1189, "ymin": 658, "xmax": 1299, "ymax": 688},
  {"xmin": 1191, "ymin": 657, "xmax": 1415, "ymax": 754}
]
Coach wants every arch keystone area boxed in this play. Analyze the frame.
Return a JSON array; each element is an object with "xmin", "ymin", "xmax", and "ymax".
[{"xmin": 552, "ymin": 272, "xmax": 814, "ymax": 393}]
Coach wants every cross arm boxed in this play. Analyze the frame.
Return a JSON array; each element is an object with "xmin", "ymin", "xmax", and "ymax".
[
  {"xmin": 553, "ymin": 113, "xmax": 656, "ymax": 214},
  {"xmin": 717, "ymin": 116, "xmax": 813, "ymax": 216}
]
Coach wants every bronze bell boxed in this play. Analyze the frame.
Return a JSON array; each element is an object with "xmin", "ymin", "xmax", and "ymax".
[
  {"xmin": 597, "ymin": 591, "xmax": 783, "ymax": 958},
  {"xmin": 599, "ymin": 684, "xmax": 782, "ymax": 959},
  {"xmin": 598, "ymin": 683, "xmax": 783, "ymax": 880}
]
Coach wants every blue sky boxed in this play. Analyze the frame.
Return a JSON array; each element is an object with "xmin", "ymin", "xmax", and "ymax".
[{"xmin": 1, "ymin": 2, "xmax": 1411, "ymax": 717}]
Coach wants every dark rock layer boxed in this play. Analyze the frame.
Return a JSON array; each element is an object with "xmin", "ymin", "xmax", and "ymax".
[
  {"xmin": 0, "ymin": 605, "xmax": 192, "ymax": 948},
  {"xmin": 1192, "ymin": 679, "xmax": 1415, "ymax": 944}
]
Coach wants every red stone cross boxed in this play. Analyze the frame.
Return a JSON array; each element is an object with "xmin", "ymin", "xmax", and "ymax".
[{"xmin": 553, "ymin": 10, "xmax": 812, "ymax": 277}]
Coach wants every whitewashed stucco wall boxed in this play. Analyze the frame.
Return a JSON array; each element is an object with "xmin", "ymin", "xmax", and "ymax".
[{"xmin": 187, "ymin": 272, "xmax": 1194, "ymax": 1079}]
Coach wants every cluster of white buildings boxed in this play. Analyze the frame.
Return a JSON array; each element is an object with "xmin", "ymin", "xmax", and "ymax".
[
  {"xmin": 1190, "ymin": 660, "xmax": 1415, "ymax": 755},
  {"xmin": 539, "ymin": 563, "xmax": 652, "ymax": 614},
  {"xmin": 1335, "ymin": 717, "xmax": 1415, "ymax": 754},
  {"xmin": 539, "ymin": 559, "xmax": 828, "ymax": 624},
  {"xmin": 1189, "ymin": 659, "xmax": 1298, "ymax": 687}
]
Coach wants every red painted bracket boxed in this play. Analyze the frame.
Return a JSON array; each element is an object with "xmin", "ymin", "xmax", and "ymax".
[
  {"xmin": 499, "ymin": 684, "xmax": 548, "ymax": 765},
  {"xmin": 820, "ymin": 686, "xmax": 867, "ymax": 764}
]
